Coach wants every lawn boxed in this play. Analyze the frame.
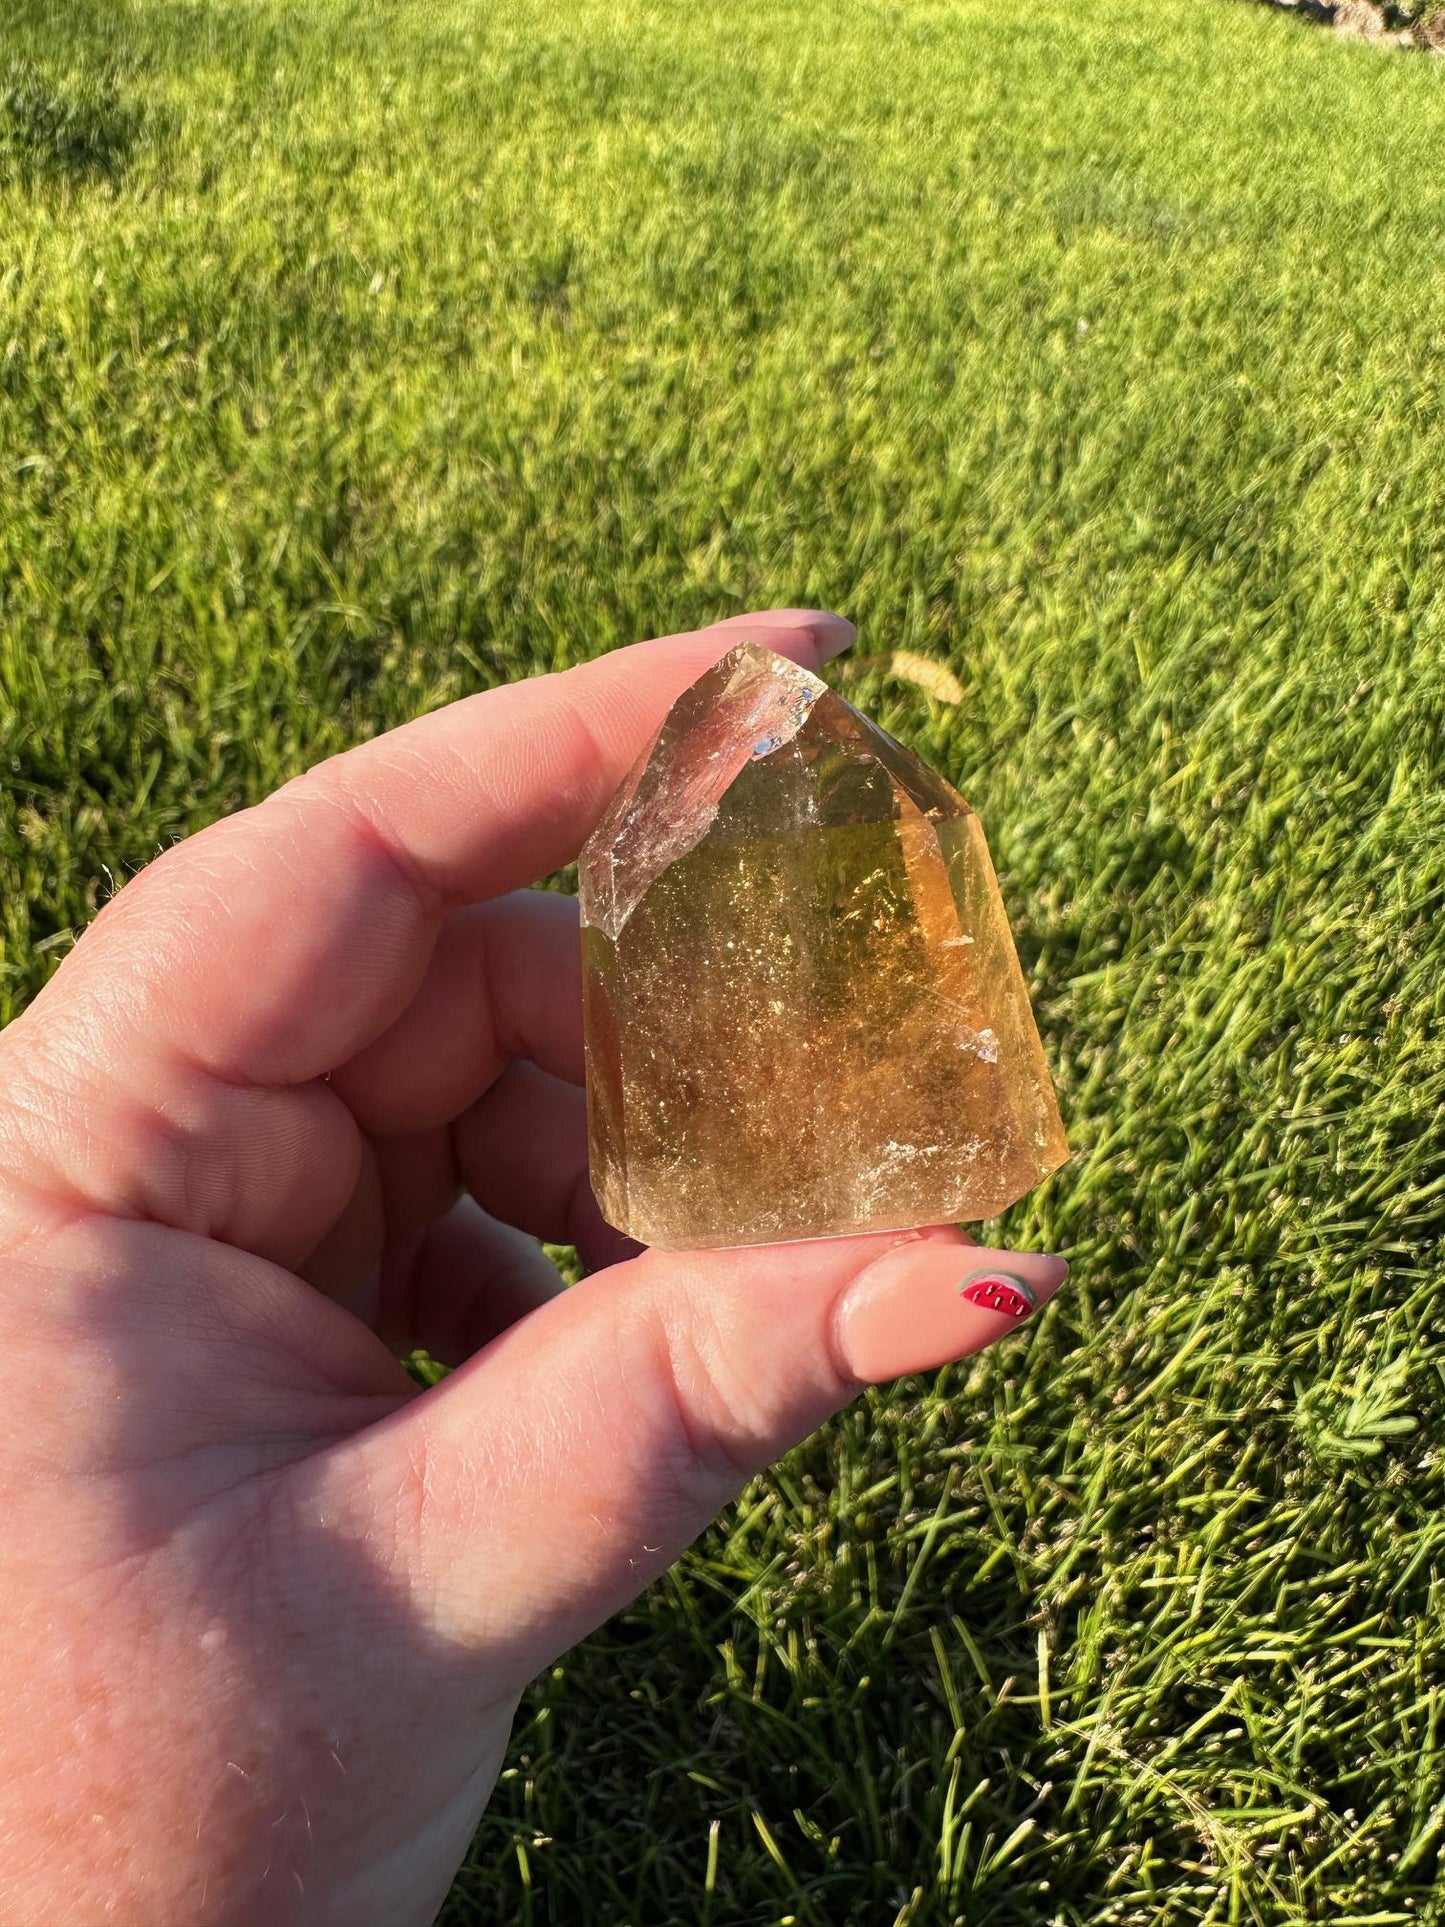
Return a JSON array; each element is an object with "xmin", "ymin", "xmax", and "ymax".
[{"xmin": 3, "ymin": 0, "xmax": 1445, "ymax": 1919}]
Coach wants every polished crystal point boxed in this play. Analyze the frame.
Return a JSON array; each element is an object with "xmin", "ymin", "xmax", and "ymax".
[{"xmin": 579, "ymin": 643, "xmax": 1068, "ymax": 1249}]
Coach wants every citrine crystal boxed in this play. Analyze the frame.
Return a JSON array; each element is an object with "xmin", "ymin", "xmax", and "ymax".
[{"xmin": 579, "ymin": 644, "xmax": 1068, "ymax": 1250}]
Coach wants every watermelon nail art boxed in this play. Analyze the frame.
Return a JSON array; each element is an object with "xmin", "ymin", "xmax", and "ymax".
[{"xmin": 959, "ymin": 1271, "xmax": 1037, "ymax": 1320}]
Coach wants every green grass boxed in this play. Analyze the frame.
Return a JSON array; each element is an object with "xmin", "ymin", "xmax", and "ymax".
[{"xmin": 4, "ymin": 0, "xmax": 1445, "ymax": 1919}]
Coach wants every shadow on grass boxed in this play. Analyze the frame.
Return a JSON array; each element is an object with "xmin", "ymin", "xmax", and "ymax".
[{"xmin": 0, "ymin": 56, "xmax": 145, "ymax": 185}]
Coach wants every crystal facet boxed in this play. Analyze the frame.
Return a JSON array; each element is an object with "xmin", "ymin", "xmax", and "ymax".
[{"xmin": 579, "ymin": 643, "xmax": 1068, "ymax": 1250}]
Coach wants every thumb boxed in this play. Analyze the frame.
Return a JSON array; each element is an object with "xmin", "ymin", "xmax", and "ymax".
[{"xmin": 319, "ymin": 1228, "xmax": 1066, "ymax": 1684}]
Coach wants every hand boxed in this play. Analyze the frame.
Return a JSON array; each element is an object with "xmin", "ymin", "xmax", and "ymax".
[{"xmin": 0, "ymin": 610, "xmax": 1066, "ymax": 1926}]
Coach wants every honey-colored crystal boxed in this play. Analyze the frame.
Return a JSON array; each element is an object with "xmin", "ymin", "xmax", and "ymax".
[{"xmin": 579, "ymin": 643, "xmax": 1067, "ymax": 1249}]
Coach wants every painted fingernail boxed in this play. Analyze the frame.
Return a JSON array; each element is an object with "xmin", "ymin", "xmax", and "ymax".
[
  {"xmin": 959, "ymin": 1271, "xmax": 1036, "ymax": 1320},
  {"xmin": 834, "ymin": 1239, "xmax": 1067, "ymax": 1383},
  {"xmin": 713, "ymin": 609, "xmax": 856, "ymax": 661},
  {"xmin": 801, "ymin": 612, "xmax": 856, "ymax": 661}
]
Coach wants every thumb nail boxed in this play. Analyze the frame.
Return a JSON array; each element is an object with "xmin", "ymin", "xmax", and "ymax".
[{"xmin": 834, "ymin": 1239, "xmax": 1068, "ymax": 1383}]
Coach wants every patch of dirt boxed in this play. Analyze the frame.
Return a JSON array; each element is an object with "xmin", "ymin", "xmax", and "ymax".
[{"xmin": 1332, "ymin": 0, "xmax": 1391, "ymax": 32}]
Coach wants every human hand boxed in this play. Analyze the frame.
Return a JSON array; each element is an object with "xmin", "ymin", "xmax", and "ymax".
[{"xmin": 0, "ymin": 610, "xmax": 1066, "ymax": 1926}]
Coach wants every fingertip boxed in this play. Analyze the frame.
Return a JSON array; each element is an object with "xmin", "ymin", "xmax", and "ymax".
[
  {"xmin": 963, "ymin": 1244, "xmax": 1070, "ymax": 1301},
  {"xmin": 834, "ymin": 1236, "xmax": 1068, "ymax": 1383},
  {"xmin": 708, "ymin": 608, "xmax": 856, "ymax": 664}
]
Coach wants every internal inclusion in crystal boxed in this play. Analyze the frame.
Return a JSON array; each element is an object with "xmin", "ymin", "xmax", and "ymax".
[{"xmin": 580, "ymin": 643, "xmax": 1068, "ymax": 1250}]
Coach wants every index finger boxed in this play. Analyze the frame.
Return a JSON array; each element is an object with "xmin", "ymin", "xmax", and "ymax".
[{"xmin": 20, "ymin": 611, "xmax": 854, "ymax": 1093}]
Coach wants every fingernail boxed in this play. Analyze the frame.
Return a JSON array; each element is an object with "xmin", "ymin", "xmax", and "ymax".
[
  {"xmin": 801, "ymin": 612, "xmax": 856, "ymax": 662},
  {"xmin": 711, "ymin": 609, "xmax": 856, "ymax": 663},
  {"xmin": 959, "ymin": 1271, "xmax": 1037, "ymax": 1319},
  {"xmin": 834, "ymin": 1239, "xmax": 1068, "ymax": 1383}
]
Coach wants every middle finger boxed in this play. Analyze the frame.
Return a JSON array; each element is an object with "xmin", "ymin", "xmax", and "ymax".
[{"xmin": 330, "ymin": 889, "xmax": 585, "ymax": 1138}]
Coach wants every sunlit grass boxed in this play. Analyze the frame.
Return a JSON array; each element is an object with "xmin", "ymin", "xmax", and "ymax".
[{"xmin": 3, "ymin": 0, "xmax": 1445, "ymax": 1918}]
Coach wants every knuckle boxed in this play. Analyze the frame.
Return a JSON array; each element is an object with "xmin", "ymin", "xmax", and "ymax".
[{"xmin": 635, "ymin": 1294, "xmax": 764, "ymax": 1508}]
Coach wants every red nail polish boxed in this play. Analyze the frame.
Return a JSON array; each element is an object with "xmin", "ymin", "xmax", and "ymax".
[{"xmin": 959, "ymin": 1271, "xmax": 1036, "ymax": 1320}]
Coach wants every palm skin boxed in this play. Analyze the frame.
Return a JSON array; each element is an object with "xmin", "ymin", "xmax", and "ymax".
[{"xmin": 0, "ymin": 612, "xmax": 1065, "ymax": 1925}]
